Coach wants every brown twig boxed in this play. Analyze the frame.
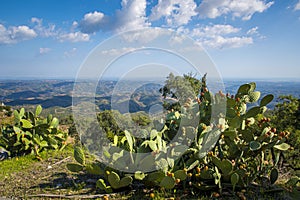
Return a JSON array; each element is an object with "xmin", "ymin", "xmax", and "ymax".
[
  {"xmin": 28, "ymin": 192, "xmax": 124, "ymax": 199},
  {"xmin": 50, "ymin": 156, "xmax": 71, "ymax": 167}
]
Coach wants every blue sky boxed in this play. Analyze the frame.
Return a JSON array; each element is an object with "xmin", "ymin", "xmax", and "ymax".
[{"xmin": 0, "ymin": 0, "xmax": 300, "ymax": 79}]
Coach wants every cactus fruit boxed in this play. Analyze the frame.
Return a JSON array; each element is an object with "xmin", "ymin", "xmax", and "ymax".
[{"xmin": 150, "ymin": 193, "xmax": 155, "ymax": 198}]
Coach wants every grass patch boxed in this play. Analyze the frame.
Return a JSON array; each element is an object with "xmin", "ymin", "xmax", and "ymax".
[
  {"xmin": 0, "ymin": 154, "xmax": 37, "ymax": 180},
  {"xmin": 0, "ymin": 145, "xmax": 74, "ymax": 180}
]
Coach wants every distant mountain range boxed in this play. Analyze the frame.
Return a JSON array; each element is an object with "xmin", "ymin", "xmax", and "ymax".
[{"xmin": 0, "ymin": 79, "xmax": 299, "ymax": 113}]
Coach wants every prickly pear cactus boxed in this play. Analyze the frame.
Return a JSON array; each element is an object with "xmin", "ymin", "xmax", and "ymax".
[{"xmin": 107, "ymin": 171, "xmax": 133, "ymax": 189}]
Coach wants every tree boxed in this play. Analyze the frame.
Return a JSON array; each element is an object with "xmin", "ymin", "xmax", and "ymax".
[{"xmin": 159, "ymin": 72, "xmax": 204, "ymax": 111}]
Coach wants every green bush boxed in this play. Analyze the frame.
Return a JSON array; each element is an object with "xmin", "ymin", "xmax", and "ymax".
[
  {"xmin": 0, "ymin": 105, "xmax": 68, "ymax": 158},
  {"xmin": 270, "ymin": 95, "xmax": 300, "ymax": 170}
]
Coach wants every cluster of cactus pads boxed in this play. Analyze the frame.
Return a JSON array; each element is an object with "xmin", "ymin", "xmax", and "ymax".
[
  {"xmin": 0, "ymin": 105, "xmax": 68, "ymax": 158},
  {"xmin": 68, "ymin": 75, "xmax": 296, "ymax": 195}
]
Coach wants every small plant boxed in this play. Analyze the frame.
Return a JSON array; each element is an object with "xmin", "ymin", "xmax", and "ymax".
[{"xmin": 0, "ymin": 105, "xmax": 68, "ymax": 158}]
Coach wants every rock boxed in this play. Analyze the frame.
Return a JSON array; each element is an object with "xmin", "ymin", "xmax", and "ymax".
[{"xmin": 0, "ymin": 148, "xmax": 9, "ymax": 161}]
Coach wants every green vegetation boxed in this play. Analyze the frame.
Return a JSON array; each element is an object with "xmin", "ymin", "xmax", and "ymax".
[
  {"xmin": 0, "ymin": 105, "xmax": 68, "ymax": 158},
  {"xmin": 67, "ymin": 74, "xmax": 300, "ymax": 199},
  {"xmin": 270, "ymin": 95, "xmax": 300, "ymax": 171},
  {"xmin": 0, "ymin": 75, "xmax": 299, "ymax": 199}
]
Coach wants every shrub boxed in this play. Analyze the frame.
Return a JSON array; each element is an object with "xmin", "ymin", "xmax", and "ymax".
[{"xmin": 0, "ymin": 105, "xmax": 68, "ymax": 158}]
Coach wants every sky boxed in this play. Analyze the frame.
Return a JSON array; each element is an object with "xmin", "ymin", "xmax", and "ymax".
[{"xmin": 0, "ymin": 0, "xmax": 300, "ymax": 79}]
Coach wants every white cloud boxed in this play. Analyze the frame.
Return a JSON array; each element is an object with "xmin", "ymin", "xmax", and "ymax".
[
  {"xmin": 0, "ymin": 24, "xmax": 37, "ymax": 44},
  {"xmin": 101, "ymin": 47, "xmax": 138, "ymax": 56},
  {"xmin": 31, "ymin": 17, "xmax": 89, "ymax": 43},
  {"xmin": 114, "ymin": 0, "xmax": 150, "ymax": 32},
  {"xmin": 201, "ymin": 35, "xmax": 253, "ymax": 49},
  {"xmin": 10, "ymin": 25, "xmax": 37, "ymax": 40},
  {"xmin": 58, "ymin": 31, "xmax": 90, "ymax": 42},
  {"xmin": 181, "ymin": 24, "xmax": 254, "ymax": 49},
  {"xmin": 150, "ymin": 0, "xmax": 197, "ymax": 26},
  {"xmin": 31, "ymin": 17, "xmax": 57, "ymax": 37},
  {"xmin": 247, "ymin": 26, "xmax": 259, "ymax": 35},
  {"xmin": 196, "ymin": 0, "xmax": 274, "ymax": 20},
  {"xmin": 191, "ymin": 24, "xmax": 240, "ymax": 37},
  {"xmin": 79, "ymin": 11, "xmax": 106, "ymax": 33},
  {"xmin": 71, "ymin": 21, "xmax": 78, "ymax": 30},
  {"xmin": 295, "ymin": 0, "xmax": 300, "ymax": 10},
  {"xmin": 39, "ymin": 47, "xmax": 51, "ymax": 55},
  {"xmin": 121, "ymin": 27, "xmax": 171, "ymax": 43},
  {"xmin": 78, "ymin": 0, "xmax": 149, "ymax": 34}
]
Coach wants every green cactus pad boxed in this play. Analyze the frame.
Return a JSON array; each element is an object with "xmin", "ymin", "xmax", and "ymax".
[
  {"xmin": 174, "ymin": 170, "xmax": 187, "ymax": 181},
  {"xmin": 96, "ymin": 178, "xmax": 107, "ymax": 190},
  {"xmin": 248, "ymin": 82, "xmax": 256, "ymax": 92},
  {"xmin": 50, "ymin": 117, "xmax": 59, "ymax": 128},
  {"xmin": 146, "ymin": 171, "xmax": 165, "ymax": 182},
  {"xmin": 237, "ymin": 84, "xmax": 251, "ymax": 95},
  {"xmin": 108, "ymin": 171, "xmax": 133, "ymax": 189},
  {"xmin": 160, "ymin": 176, "xmax": 175, "ymax": 189},
  {"xmin": 226, "ymin": 108, "xmax": 236, "ymax": 119},
  {"xmin": 21, "ymin": 119, "xmax": 33, "ymax": 129},
  {"xmin": 199, "ymin": 169, "xmax": 214, "ymax": 180},
  {"xmin": 227, "ymin": 98, "xmax": 236, "ymax": 107},
  {"xmin": 35, "ymin": 105, "xmax": 42, "ymax": 117},
  {"xmin": 229, "ymin": 116, "xmax": 241, "ymax": 129},
  {"xmin": 96, "ymin": 179, "xmax": 113, "ymax": 193},
  {"xmin": 249, "ymin": 141, "xmax": 262, "ymax": 151},
  {"xmin": 231, "ymin": 173, "xmax": 239, "ymax": 191},
  {"xmin": 85, "ymin": 163, "xmax": 104, "ymax": 175},
  {"xmin": 273, "ymin": 143, "xmax": 290, "ymax": 151},
  {"xmin": 270, "ymin": 168, "xmax": 278, "ymax": 184},
  {"xmin": 13, "ymin": 110, "xmax": 20, "ymax": 123},
  {"xmin": 74, "ymin": 146, "xmax": 85, "ymax": 165},
  {"xmin": 134, "ymin": 171, "xmax": 146, "ymax": 180},
  {"xmin": 260, "ymin": 94, "xmax": 274, "ymax": 107},
  {"xmin": 119, "ymin": 176, "xmax": 133, "ymax": 188},
  {"xmin": 240, "ymin": 103, "xmax": 247, "ymax": 114},
  {"xmin": 212, "ymin": 157, "xmax": 233, "ymax": 175},
  {"xmin": 66, "ymin": 163, "xmax": 83, "ymax": 172},
  {"xmin": 241, "ymin": 129, "xmax": 254, "ymax": 142},
  {"xmin": 186, "ymin": 160, "xmax": 199, "ymax": 171},
  {"xmin": 108, "ymin": 171, "xmax": 120, "ymax": 189},
  {"xmin": 248, "ymin": 91, "xmax": 261, "ymax": 102},
  {"xmin": 223, "ymin": 130, "xmax": 237, "ymax": 140},
  {"xmin": 245, "ymin": 106, "xmax": 261, "ymax": 118}
]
